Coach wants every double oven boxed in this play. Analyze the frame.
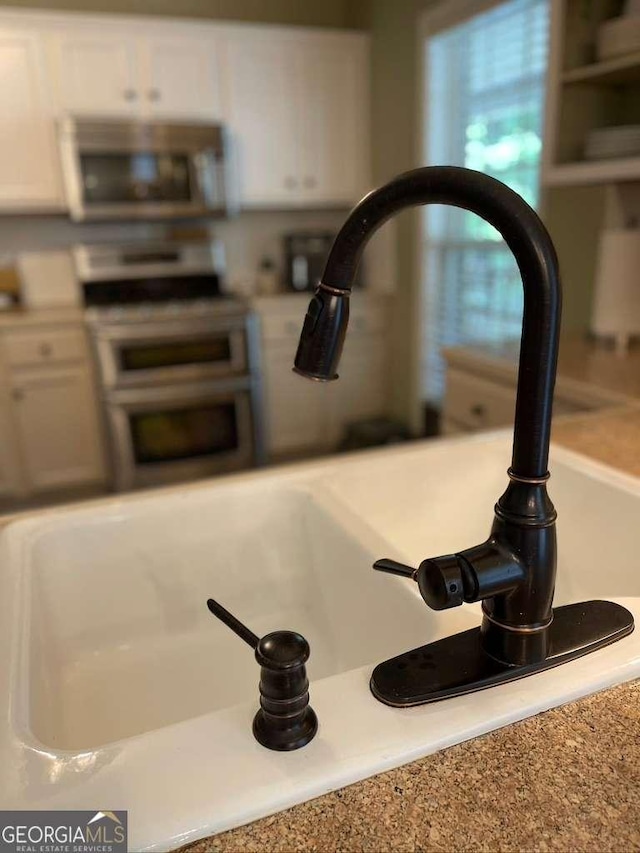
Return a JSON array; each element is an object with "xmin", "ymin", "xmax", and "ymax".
[{"xmin": 77, "ymin": 242, "xmax": 263, "ymax": 491}]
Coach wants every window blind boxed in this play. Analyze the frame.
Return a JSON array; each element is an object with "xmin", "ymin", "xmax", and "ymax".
[{"xmin": 422, "ymin": 0, "xmax": 549, "ymax": 402}]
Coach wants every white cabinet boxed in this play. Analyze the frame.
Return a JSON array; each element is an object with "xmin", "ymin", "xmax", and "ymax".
[
  {"xmin": 0, "ymin": 387, "xmax": 23, "ymax": 498},
  {"xmin": 298, "ymin": 36, "xmax": 370, "ymax": 205},
  {"xmin": 225, "ymin": 31, "xmax": 300, "ymax": 206},
  {"xmin": 442, "ymin": 368, "xmax": 518, "ymax": 434},
  {"xmin": 11, "ymin": 365, "xmax": 104, "ymax": 492},
  {"xmin": 50, "ymin": 32, "xmax": 139, "ymax": 115},
  {"xmin": 0, "ymin": 27, "xmax": 63, "ymax": 210},
  {"xmin": 0, "ymin": 11, "xmax": 370, "ymax": 212},
  {"xmin": 226, "ymin": 27, "xmax": 370, "ymax": 207},
  {"xmin": 263, "ymin": 341, "xmax": 329, "ymax": 455},
  {"xmin": 0, "ymin": 324, "xmax": 106, "ymax": 497},
  {"xmin": 330, "ymin": 336, "xmax": 388, "ymax": 439},
  {"xmin": 50, "ymin": 28, "xmax": 223, "ymax": 120},
  {"xmin": 141, "ymin": 36, "xmax": 222, "ymax": 119},
  {"xmin": 256, "ymin": 295, "xmax": 389, "ymax": 459}
]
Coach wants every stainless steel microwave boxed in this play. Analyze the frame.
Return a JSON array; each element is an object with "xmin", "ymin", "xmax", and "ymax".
[{"xmin": 58, "ymin": 117, "xmax": 233, "ymax": 222}]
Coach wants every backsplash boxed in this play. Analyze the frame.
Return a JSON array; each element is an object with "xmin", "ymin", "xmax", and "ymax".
[
  {"xmin": 0, "ymin": 206, "xmax": 397, "ymax": 297},
  {"xmin": 0, "ymin": 209, "xmax": 349, "ymax": 296}
]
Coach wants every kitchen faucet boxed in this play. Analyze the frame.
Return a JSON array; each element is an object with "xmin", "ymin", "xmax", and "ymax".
[{"xmin": 293, "ymin": 167, "xmax": 634, "ymax": 707}]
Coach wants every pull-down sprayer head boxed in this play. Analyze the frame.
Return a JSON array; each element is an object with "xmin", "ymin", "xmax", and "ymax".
[{"xmin": 292, "ymin": 288, "xmax": 349, "ymax": 381}]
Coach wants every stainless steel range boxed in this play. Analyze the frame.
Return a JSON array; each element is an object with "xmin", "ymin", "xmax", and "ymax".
[{"xmin": 76, "ymin": 241, "xmax": 264, "ymax": 492}]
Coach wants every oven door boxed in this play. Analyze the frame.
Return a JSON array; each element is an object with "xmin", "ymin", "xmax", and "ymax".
[
  {"xmin": 105, "ymin": 379, "xmax": 256, "ymax": 491},
  {"xmin": 92, "ymin": 316, "xmax": 248, "ymax": 388}
]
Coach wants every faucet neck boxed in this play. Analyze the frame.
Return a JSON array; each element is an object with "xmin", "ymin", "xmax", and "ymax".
[{"xmin": 321, "ymin": 167, "xmax": 561, "ymax": 480}]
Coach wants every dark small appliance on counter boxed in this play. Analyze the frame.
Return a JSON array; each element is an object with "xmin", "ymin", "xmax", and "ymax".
[{"xmin": 283, "ymin": 232, "xmax": 335, "ymax": 293}]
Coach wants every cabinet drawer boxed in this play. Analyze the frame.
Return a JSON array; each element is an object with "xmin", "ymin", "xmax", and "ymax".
[
  {"xmin": 4, "ymin": 327, "xmax": 87, "ymax": 368},
  {"xmin": 444, "ymin": 369, "xmax": 516, "ymax": 431}
]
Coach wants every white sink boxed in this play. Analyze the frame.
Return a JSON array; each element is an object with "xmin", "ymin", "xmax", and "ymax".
[
  {"xmin": 24, "ymin": 484, "xmax": 447, "ymax": 752},
  {"xmin": 0, "ymin": 432, "xmax": 638, "ymax": 851}
]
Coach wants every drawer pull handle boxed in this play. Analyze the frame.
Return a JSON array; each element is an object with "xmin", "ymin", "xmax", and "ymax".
[{"xmin": 470, "ymin": 403, "xmax": 485, "ymax": 418}]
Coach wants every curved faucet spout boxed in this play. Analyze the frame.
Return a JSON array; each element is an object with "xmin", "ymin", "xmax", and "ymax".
[{"xmin": 294, "ymin": 166, "xmax": 562, "ymax": 480}]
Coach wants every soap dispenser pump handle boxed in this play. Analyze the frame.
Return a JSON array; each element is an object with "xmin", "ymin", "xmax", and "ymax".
[
  {"xmin": 206, "ymin": 597, "xmax": 318, "ymax": 751},
  {"xmin": 206, "ymin": 598, "xmax": 259, "ymax": 649}
]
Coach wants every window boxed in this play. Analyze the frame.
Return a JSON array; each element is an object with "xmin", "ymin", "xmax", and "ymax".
[{"xmin": 422, "ymin": 0, "xmax": 549, "ymax": 402}]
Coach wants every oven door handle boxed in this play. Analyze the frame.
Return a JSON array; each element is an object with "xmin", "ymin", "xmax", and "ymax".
[
  {"xmin": 106, "ymin": 376, "xmax": 254, "ymax": 408},
  {"xmin": 93, "ymin": 317, "xmax": 247, "ymax": 343}
]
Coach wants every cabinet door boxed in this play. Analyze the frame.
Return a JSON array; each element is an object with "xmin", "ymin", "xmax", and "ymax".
[
  {"xmin": 0, "ymin": 388, "xmax": 24, "ymax": 498},
  {"xmin": 141, "ymin": 36, "xmax": 222, "ymax": 119},
  {"xmin": 329, "ymin": 335, "xmax": 388, "ymax": 444},
  {"xmin": 0, "ymin": 28, "xmax": 63, "ymax": 209},
  {"xmin": 12, "ymin": 366, "xmax": 105, "ymax": 493},
  {"xmin": 263, "ymin": 342, "xmax": 328, "ymax": 456},
  {"xmin": 226, "ymin": 30, "xmax": 301, "ymax": 206},
  {"xmin": 51, "ymin": 31, "xmax": 139, "ymax": 115},
  {"xmin": 297, "ymin": 35, "xmax": 370, "ymax": 205}
]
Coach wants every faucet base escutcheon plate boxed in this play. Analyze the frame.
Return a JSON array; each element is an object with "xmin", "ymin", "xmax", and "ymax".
[{"xmin": 370, "ymin": 600, "xmax": 634, "ymax": 707}]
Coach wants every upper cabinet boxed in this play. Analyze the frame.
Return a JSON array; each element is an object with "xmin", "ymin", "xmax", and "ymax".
[
  {"xmin": 49, "ymin": 26, "xmax": 224, "ymax": 120},
  {"xmin": 49, "ymin": 32, "xmax": 139, "ymax": 115},
  {"xmin": 0, "ymin": 27, "xmax": 63, "ymax": 210},
  {"xmin": 225, "ymin": 30, "xmax": 301, "ymax": 206},
  {"xmin": 297, "ymin": 35, "xmax": 370, "ymax": 206},
  {"xmin": 141, "ymin": 35, "xmax": 223, "ymax": 120},
  {"xmin": 0, "ymin": 11, "xmax": 370, "ymax": 213},
  {"xmin": 225, "ymin": 27, "xmax": 370, "ymax": 207}
]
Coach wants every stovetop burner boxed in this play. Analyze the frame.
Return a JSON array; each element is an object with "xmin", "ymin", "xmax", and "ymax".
[{"xmin": 75, "ymin": 239, "xmax": 238, "ymax": 322}]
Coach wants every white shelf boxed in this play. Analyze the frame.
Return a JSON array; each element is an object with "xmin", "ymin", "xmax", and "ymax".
[
  {"xmin": 562, "ymin": 50, "xmax": 640, "ymax": 85},
  {"xmin": 543, "ymin": 155, "xmax": 640, "ymax": 186}
]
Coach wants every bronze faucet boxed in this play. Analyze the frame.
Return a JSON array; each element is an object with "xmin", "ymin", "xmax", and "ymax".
[{"xmin": 293, "ymin": 167, "xmax": 634, "ymax": 706}]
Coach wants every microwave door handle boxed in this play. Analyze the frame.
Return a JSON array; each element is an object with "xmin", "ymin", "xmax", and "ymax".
[
  {"xmin": 59, "ymin": 128, "xmax": 87, "ymax": 222},
  {"xmin": 191, "ymin": 152, "xmax": 209, "ymax": 209}
]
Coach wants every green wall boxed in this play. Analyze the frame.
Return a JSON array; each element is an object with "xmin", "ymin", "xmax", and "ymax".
[
  {"xmin": 366, "ymin": 0, "xmax": 437, "ymax": 429},
  {"xmin": 0, "ymin": 0, "xmax": 367, "ymax": 27},
  {"xmin": 544, "ymin": 186, "xmax": 605, "ymax": 333}
]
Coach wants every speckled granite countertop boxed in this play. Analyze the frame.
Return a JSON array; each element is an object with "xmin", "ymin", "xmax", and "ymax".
[{"xmin": 179, "ymin": 408, "xmax": 640, "ymax": 853}]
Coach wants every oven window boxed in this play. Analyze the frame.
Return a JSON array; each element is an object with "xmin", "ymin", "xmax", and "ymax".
[
  {"xmin": 120, "ymin": 338, "xmax": 232, "ymax": 371},
  {"xmin": 80, "ymin": 153, "xmax": 192, "ymax": 204},
  {"xmin": 130, "ymin": 402, "xmax": 238, "ymax": 464}
]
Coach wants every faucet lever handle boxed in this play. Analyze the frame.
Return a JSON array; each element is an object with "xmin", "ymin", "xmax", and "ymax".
[
  {"xmin": 373, "ymin": 558, "xmax": 417, "ymax": 579},
  {"xmin": 373, "ymin": 556, "xmax": 468, "ymax": 610}
]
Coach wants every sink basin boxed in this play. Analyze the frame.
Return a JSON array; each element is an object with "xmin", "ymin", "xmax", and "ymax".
[
  {"xmin": 24, "ymin": 483, "xmax": 450, "ymax": 752},
  {"xmin": 0, "ymin": 432, "xmax": 638, "ymax": 851}
]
